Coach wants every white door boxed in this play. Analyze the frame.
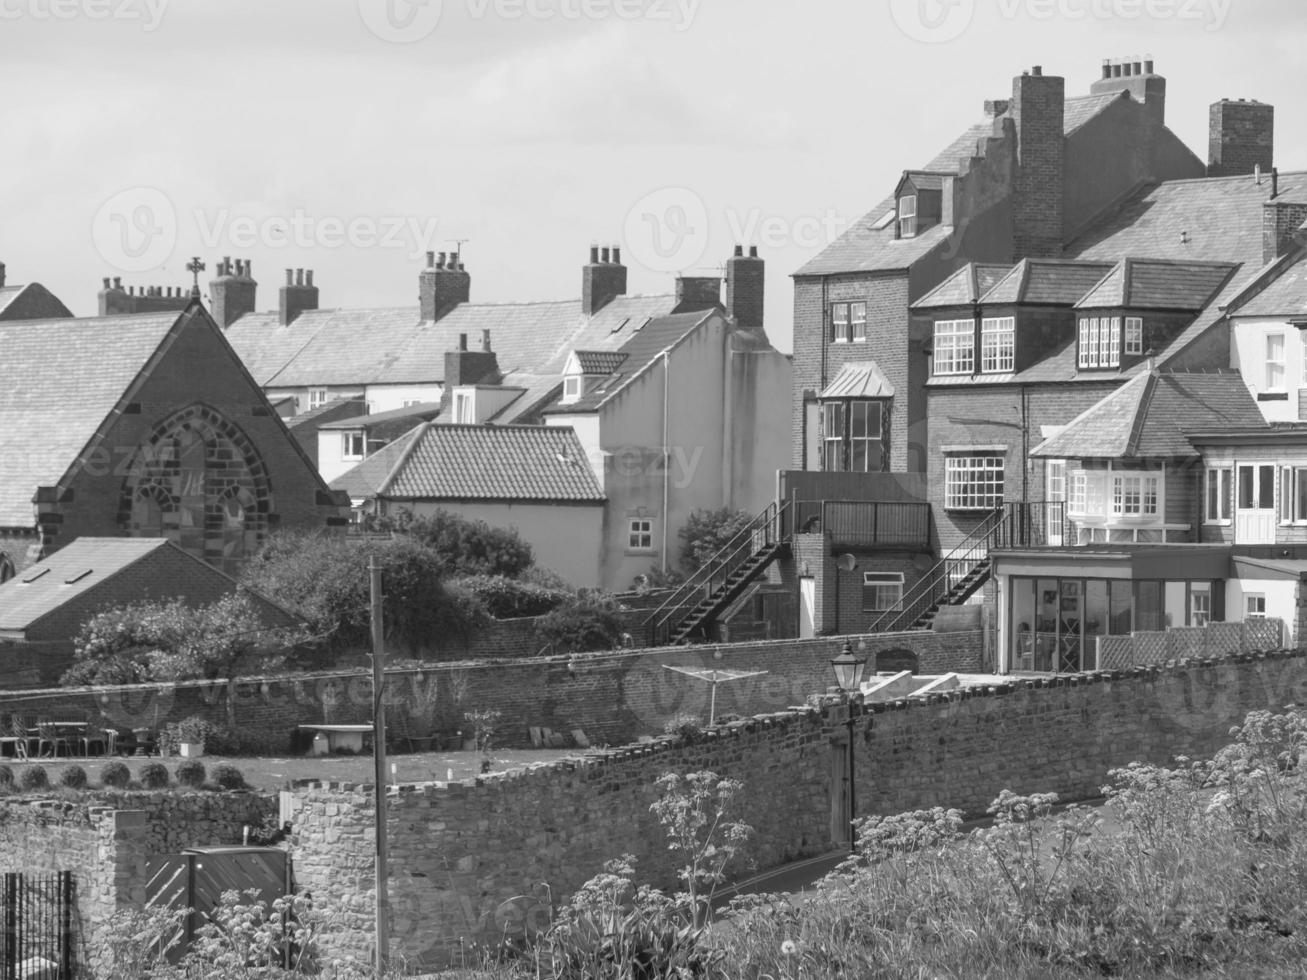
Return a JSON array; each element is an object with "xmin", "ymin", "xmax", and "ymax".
[
  {"xmin": 799, "ymin": 577, "xmax": 816, "ymax": 638},
  {"xmin": 1045, "ymin": 460, "xmax": 1065, "ymax": 546},
  {"xmin": 1236, "ymin": 464, "xmax": 1277, "ymax": 544}
]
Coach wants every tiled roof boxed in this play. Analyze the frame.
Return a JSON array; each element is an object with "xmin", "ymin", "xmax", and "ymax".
[
  {"xmin": 0, "ymin": 311, "xmax": 179, "ymax": 527},
  {"xmin": 1156, "ymin": 259, "xmax": 1275, "ymax": 367},
  {"xmin": 227, "ymin": 294, "xmax": 680, "ymax": 390},
  {"xmin": 1069, "ymin": 171, "xmax": 1307, "ymax": 268},
  {"xmin": 545, "ymin": 311, "xmax": 715, "ymax": 415},
  {"xmin": 819, "ymin": 361, "xmax": 895, "ymax": 398},
  {"xmin": 980, "ymin": 259, "xmax": 1115, "ymax": 306},
  {"xmin": 0, "ymin": 285, "xmax": 26, "ymax": 316},
  {"xmin": 318, "ymin": 401, "xmax": 443, "ymax": 431},
  {"xmin": 911, "ymin": 263, "xmax": 1013, "ymax": 309},
  {"xmin": 1234, "ymin": 254, "xmax": 1307, "ymax": 318},
  {"xmin": 795, "ymin": 94, "xmax": 1124, "ymax": 278},
  {"xmin": 331, "ymin": 423, "xmax": 604, "ymax": 502},
  {"xmin": 1075, "ymin": 258, "xmax": 1238, "ymax": 310},
  {"xmin": 900, "ymin": 171, "xmax": 951, "ymax": 191},
  {"xmin": 285, "ymin": 396, "xmax": 365, "ymax": 429},
  {"xmin": 1030, "ymin": 369, "xmax": 1267, "ymax": 459},
  {"xmin": 573, "ymin": 351, "xmax": 629, "ymax": 375}
]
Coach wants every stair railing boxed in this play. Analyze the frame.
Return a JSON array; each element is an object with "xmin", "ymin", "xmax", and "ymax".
[{"xmin": 646, "ymin": 500, "xmax": 791, "ymax": 647}]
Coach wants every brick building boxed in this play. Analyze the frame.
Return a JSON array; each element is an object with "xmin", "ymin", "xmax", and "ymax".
[{"xmin": 0, "ymin": 302, "xmax": 349, "ymax": 581}]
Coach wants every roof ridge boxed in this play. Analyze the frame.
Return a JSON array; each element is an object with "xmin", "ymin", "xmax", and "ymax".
[
  {"xmin": 376, "ymin": 423, "xmax": 430, "ymax": 497},
  {"xmin": 1125, "ymin": 370, "xmax": 1160, "ymax": 457}
]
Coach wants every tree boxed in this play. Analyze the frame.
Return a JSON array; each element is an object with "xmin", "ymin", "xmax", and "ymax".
[
  {"xmin": 240, "ymin": 530, "xmax": 487, "ymax": 655},
  {"xmin": 369, "ymin": 508, "xmax": 535, "ymax": 578},
  {"xmin": 537, "ymin": 593, "xmax": 626, "ymax": 653},
  {"xmin": 678, "ymin": 507, "xmax": 754, "ymax": 573}
]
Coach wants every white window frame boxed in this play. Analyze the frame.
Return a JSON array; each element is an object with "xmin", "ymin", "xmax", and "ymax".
[
  {"xmin": 1110, "ymin": 473, "xmax": 1160, "ymax": 518},
  {"xmin": 862, "ymin": 572, "xmax": 904, "ymax": 613},
  {"xmin": 1124, "ymin": 316, "xmax": 1143, "ymax": 356},
  {"xmin": 1246, "ymin": 593, "xmax": 1267, "ymax": 617},
  {"xmin": 1266, "ymin": 332, "xmax": 1286, "ymax": 391},
  {"xmin": 822, "ymin": 401, "xmax": 844, "ymax": 472},
  {"xmin": 562, "ymin": 375, "xmax": 583, "ymax": 404},
  {"xmin": 454, "ymin": 391, "xmax": 474, "ymax": 424},
  {"xmin": 944, "ymin": 454, "xmax": 1005, "ymax": 511},
  {"xmin": 1204, "ymin": 466, "xmax": 1232, "ymax": 524},
  {"xmin": 898, "ymin": 195, "xmax": 917, "ymax": 238},
  {"xmin": 1280, "ymin": 465, "xmax": 1307, "ymax": 525},
  {"xmin": 831, "ymin": 303, "xmax": 850, "ymax": 343},
  {"xmin": 1068, "ymin": 470, "xmax": 1088, "ymax": 517},
  {"xmin": 341, "ymin": 431, "xmax": 366, "ymax": 461},
  {"xmin": 933, "ymin": 319, "xmax": 975, "ymax": 376},
  {"xmin": 1078, "ymin": 317, "xmax": 1098, "ymax": 368},
  {"xmin": 980, "ymin": 316, "xmax": 1015, "ymax": 373},
  {"xmin": 1190, "ymin": 584, "xmax": 1211, "ymax": 627},
  {"xmin": 850, "ymin": 302, "xmax": 867, "ymax": 342},
  {"xmin": 627, "ymin": 518, "xmax": 655, "ymax": 552},
  {"xmin": 308, "ymin": 387, "xmax": 328, "ymax": 410}
]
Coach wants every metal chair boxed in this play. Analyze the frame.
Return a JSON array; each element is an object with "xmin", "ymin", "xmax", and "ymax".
[
  {"xmin": 36, "ymin": 721, "xmax": 73, "ymax": 759},
  {"xmin": 81, "ymin": 723, "xmax": 115, "ymax": 757},
  {"xmin": 0, "ymin": 716, "xmax": 26, "ymax": 759}
]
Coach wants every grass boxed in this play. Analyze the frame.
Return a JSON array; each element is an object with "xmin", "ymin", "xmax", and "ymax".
[{"xmin": 0, "ymin": 747, "xmax": 580, "ymax": 795}]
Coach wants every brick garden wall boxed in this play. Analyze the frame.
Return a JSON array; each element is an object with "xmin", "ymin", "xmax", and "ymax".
[
  {"xmin": 290, "ymin": 648, "xmax": 1307, "ymax": 969},
  {"xmin": 0, "ymin": 630, "xmax": 984, "ymax": 753}
]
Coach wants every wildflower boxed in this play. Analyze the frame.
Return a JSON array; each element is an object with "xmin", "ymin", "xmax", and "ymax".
[{"xmin": 781, "ymin": 939, "xmax": 797, "ymax": 956}]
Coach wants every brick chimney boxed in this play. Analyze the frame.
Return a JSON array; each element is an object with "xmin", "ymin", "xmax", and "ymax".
[
  {"xmin": 1011, "ymin": 65, "xmax": 1065, "ymax": 260},
  {"xmin": 419, "ymin": 250, "xmax": 471, "ymax": 322},
  {"xmin": 726, "ymin": 245, "xmax": 765, "ymax": 330},
  {"xmin": 582, "ymin": 244, "xmax": 627, "ymax": 316},
  {"xmin": 279, "ymin": 268, "xmax": 320, "ymax": 326},
  {"xmin": 209, "ymin": 257, "xmax": 258, "ymax": 329},
  {"xmin": 98, "ymin": 276, "xmax": 130, "ymax": 315},
  {"xmin": 1090, "ymin": 55, "xmax": 1166, "ymax": 126},
  {"xmin": 1208, "ymin": 98, "xmax": 1274, "ymax": 178},
  {"xmin": 1263, "ymin": 196, "xmax": 1307, "ymax": 265},
  {"xmin": 441, "ymin": 331, "xmax": 500, "ymax": 410}
]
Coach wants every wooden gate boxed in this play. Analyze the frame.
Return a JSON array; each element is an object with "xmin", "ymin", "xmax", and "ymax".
[
  {"xmin": 0, "ymin": 872, "xmax": 76, "ymax": 980},
  {"xmin": 145, "ymin": 848, "xmax": 291, "ymax": 963}
]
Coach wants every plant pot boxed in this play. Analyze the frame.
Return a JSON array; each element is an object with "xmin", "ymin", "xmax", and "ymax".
[
  {"xmin": 407, "ymin": 735, "xmax": 437, "ymax": 752},
  {"xmin": 179, "ymin": 742, "xmax": 205, "ymax": 758}
]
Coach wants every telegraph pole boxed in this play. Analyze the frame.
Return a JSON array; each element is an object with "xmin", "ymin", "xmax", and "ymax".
[{"xmin": 369, "ymin": 557, "xmax": 389, "ymax": 975}]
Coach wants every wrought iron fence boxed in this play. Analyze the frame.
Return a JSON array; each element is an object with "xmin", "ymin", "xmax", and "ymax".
[{"xmin": 0, "ymin": 872, "xmax": 76, "ymax": 980}]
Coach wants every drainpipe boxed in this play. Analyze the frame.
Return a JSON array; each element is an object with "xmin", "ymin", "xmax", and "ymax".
[{"xmin": 662, "ymin": 349, "xmax": 671, "ymax": 575}]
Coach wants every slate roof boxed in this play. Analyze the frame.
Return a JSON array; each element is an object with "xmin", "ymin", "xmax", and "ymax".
[
  {"xmin": 0, "ymin": 311, "xmax": 180, "ymax": 528},
  {"xmin": 1030, "ymin": 369, "xmax": 1267, "ymax": 459},
  {"xmin": 573, "ymin": 351, "xmax": 629, "ymax": 375},
  {"xmin": 1069, "ymin": 171, "xmax": 1307, "ymax": 268},
  {"xmin": 1075, "ymin": 259, "xmax": 1238, "ymax": 310},
  {"xmin": 317, "ymin": 401, "xmax": 443, "ymax": 431},
  {"xmin": 284, "ymin": 396, "xmax": 365, "ymax": 429},
  {"xmin": 0, "ymin": 285, "xmax": 26, "ymax": 316},
  {"xmin": 820, "ymin": 361, "xmax": 895, "ymax": 399},
  {"xmin": 544, "ymin": 311, "xmax": 715, "ymax": 415},
  {"xmin": 227, "ymin": 294, "xmax": 681, "ymax": 395},
  {"xmin": 1234, "ymin": 255, "xmax": 1307, "ymax": 319},
  {"xmin": 795, "ymin": 94, "xmax": 1125, "ymax": 278},
  {"xmin": 911, "ymin": 263, "xmax": 1014, "ymax": 309},
  {"xmin": 331, "ymin": 423, "xmax": 604, "ymax": 502},
  {"xmin": 980, "ymin": 259, "xmax": 1116, "ymax": 306}
]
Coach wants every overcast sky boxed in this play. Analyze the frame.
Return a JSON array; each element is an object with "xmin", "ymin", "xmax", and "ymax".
[{"xmin": 3, "ymin": 0, "xmax": 1304, "ymax": 353}]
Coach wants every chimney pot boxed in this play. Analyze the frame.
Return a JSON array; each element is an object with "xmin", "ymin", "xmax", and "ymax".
[
  {"xmin": 458, "ymin": 262, "xmax": 465, "ymax": 272},
  {"xmin": 612, "ymin": 246, "xmax": 621, "ymax": 265},
  {"xmin": 245, "ymin": 259, "xmax": 252, "ymax": 278},
  {"xmin": 734, "ymin": 244, "xmax": 744, "ymax": 257},
  {"xmin": 102, "ymin": 277, "xmax": 111, "ymax": 289},
  {"xmin": 1032, "ymin": 65, "xmax": 1042, "ymax": 76},
  {"xmin": 437, "ymin": 251, "xmax": 447, "ymax": 269},
  {"xmin": 601, "ymin": 246, "xmax": 611, "ymax": 264},
  {"xmin": 128, "ymin": 286, "xmax": 135, "ymax": 296},
  {"xmin": 481, "ymin": 329, "xmax": 491, "ymax": 351},
  {"xmin": 1144, "ymin": 58, "xmax": 1154, "ymax": 74},
  {"xmin": 296, "ymin": 269, "xmax": 304, "ymax": 286},
  {"xmin": 1272, "ymin": 168, "xmax": 1279, "ymax": 198},
  {"xmin": 285, "ymin": 269, "xmax": 294, "ymax": 286},
  {"xmin": 306, "ymin": 270, "xmax": 314, "ymax": 287},
  {"xmin": 426, "ymin": 250, "xmax": 435, "ymax": 268},
  {"xmin": 223, "ymin": 256, "xmax": 232, "ymax": 275},
  {"xmin": 458, "ymin": 333, "xmax": 468, "ymax": 351},
  {"xmin": 1101, "ymin": 59, "xmax": 1111, "ymax": 79},
  {"xmin": 589, "ymin": 245, "xmax": 600, "ymax": 264},
  {"xmin": 113, "ymin": 277, "xmax": 122, "ymax": 289},
  {"xmin": 749, "ymin": 245, "xmax": 759, "ymax": 258},
  {"xmin": 1255, "ymin": 163, "xmax": 1262, "ymax": 184}
]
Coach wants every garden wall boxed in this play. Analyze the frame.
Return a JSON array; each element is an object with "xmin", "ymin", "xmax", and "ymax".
[
  {"xmin": 0, "ymin": 630, "xmax": 982, "ymax": 752},
  {"xmin": 290, "ymin": 648, "xmax": 1307, "ymax": 970}
]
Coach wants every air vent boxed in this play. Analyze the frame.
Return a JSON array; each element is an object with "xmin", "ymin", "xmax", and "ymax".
[
  {"xmin": 611, "ymin": 318, "xmax": 630, "ymax": 334},
  {"xmin": 64, "ymin": 570, "xmax": 93, "ymax": 585},
  {"xmin": 20, "ymin": 568, "xmax": 50, "ymax": 584}
]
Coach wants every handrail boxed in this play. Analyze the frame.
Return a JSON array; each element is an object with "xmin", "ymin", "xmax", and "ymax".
[{"xmin": 645, "ymin": 500, "xmax": 790, "ymax": 646}]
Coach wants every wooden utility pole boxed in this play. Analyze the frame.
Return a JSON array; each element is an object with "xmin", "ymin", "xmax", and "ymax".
[{"xmin": 370, "ymin": 557, "xmax": 389, "ymax": 975}]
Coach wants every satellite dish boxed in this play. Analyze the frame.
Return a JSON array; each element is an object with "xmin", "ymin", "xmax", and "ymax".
[{"xmin": 836, "ymin": 553, "xmax": 858, "ymax": 573}]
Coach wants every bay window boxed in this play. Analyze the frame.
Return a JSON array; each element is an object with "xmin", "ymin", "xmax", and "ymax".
[
  {"xmin": 1078, "ymin": 316, "xmax": 1123, "ymax": 369},
  {"xmin": 980, "ymin": 316, "xmax": 1015, "ymax": 373},
  {"xmin": 822, "ymin": 399, "xmax": 885, "ymax": 472},
  {"xmin": 933, "ymin": 319, "xmax": 975, "ymax": 375}
]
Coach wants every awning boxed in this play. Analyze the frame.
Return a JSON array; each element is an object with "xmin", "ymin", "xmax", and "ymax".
[{"xmin": 819, "ymin": 361, "xmax": 895, "ymax": 399}]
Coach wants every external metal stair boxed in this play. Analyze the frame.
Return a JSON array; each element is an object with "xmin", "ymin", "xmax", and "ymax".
[{"xmin": 646, "ymin": 501, "xmax": 791, "ymax": 647}]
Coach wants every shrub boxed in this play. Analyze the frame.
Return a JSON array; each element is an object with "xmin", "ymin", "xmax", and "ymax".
[
  {"xmin": 140, "ymin": 763, "xmax": 170, "ymax": 789},
  {"xmin": 19, "ymin": 766, "xmax": 48, "ymax": 791},
  {"xmin": 0, "ymin": 765, "xmax": 12, "ymax": 789},
  {"xmin": 159, "ymin": 716, "xmax": 231, "ymax": 756},
  {"xmin": 663, "ymin": 712, "xmax": 704, "ymax": 742},
  {"xmin": 456, "ymin": 574, "xmax": 570, "ymax": 619},
  {"xmin": 176, "ymin": 760, "xmax": 206, "ymax": 789},
  {"xmin": 375, "ymin": 509, "xmax": 535, "ymax": 578},
  {"xmin": 210, "ymin": 764, "xmax": 246, "ymax": 790},
  {"xmin": 679, "ymin": 507, "xmax": 754, "ymax": 573},
  {"xmin": 537, "ymin": 594, "xmax": 625, "ymax": 653},
  {"xmin": 101, "ymin": 761, "xmax": 131, "ymax": 788},
  {"xmin": 59, "ymin": 765, "xmax": 88, "ymax": 789}
]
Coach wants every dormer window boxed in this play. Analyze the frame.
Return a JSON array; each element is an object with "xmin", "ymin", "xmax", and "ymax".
[
  {"xmin": 562, "ymin": 375, "xmax": 583, "ymax": 404},
  {"xmin": 1124, "ymin": 317, "xmax": 1143, "ymax": 355},
  {"xmin": 341, "ymin": 431, "xmax": 365, "ymax": 461},
  {"xmin": 1078, "ymin": 316, "xmax": 1122, "ymax": 369},
  {"xmin": 898, "ymin": 195, "xmax": 917, "ymax": 238}
]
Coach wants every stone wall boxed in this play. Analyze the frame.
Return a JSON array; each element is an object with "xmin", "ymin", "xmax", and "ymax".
[
  {"xmin": 290, "ymin": 648, "xmax": 1307, "ymax": 970},
  {"xmin": 0, "ymin": 630, "xmax": 982, "ymax": 752}
]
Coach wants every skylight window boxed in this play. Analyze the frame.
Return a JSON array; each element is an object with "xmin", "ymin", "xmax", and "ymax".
[{"xmin": 871, "ymin": 210, "xmax": 896, "ymax": 231}]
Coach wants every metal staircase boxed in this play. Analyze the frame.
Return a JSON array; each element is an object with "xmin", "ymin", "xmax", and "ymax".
[
  {"xmin": 645, "ymin": 501, "xmax": 791, "ymax": 647},
  {"xmin": 869, "ymin": 502, "xmax": 1062, "ymax": 633}
]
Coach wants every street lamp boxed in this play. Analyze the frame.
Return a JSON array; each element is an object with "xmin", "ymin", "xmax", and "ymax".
[{"xmin": 830, "ymin": 639, "xmax": 867, "ymax": 853}]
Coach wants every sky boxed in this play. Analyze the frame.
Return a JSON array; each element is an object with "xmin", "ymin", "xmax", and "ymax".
[{"xmin": 2, "ymin": 0, "xmax": 1305, "ymax": 354}]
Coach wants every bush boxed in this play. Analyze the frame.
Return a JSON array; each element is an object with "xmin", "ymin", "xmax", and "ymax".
[
  {"xmin": 176, "ymin": 760, "xmax": 206, "ymax": 788},
  {"xmin": 101, "ymin": 761, "xmax": 131, "ymax": 788},
  {"xmin": 663, "ymin": 713, "xmax": 704, "ymax": 742},
  {"xmin": 140, "ymin": 763, "xmax": 170, "ymax": 789},
  {"xmin": 59, "ymin": 765, "xmax": 88, "ymax": 789},
  {"xmin": 210, "ymin": 764, "xmax": 246, "ymax": 790},
  {"xmin": 19, "ymin": 766, "xmax": 48, "ymax": 791},
  {"xmin": 457, "ymin": 574, "xmax": 570, "ymax": 619},
  {"xmin": 0, "ymin": 765, "xmax": 12, "ymax": 789},
  {"xmin": 159, "ymin": 717, "xmax": 231, "ymax": 756},
  {"xmin": 375, "ymin": 509, "xmax": 535, "ymax": 578},
  {"xmin": 679, "ymin": 507, "xmax": 754, "ymax": 573},
  {"xmin": 537, "ymin": 594, "xmax": 626, "ymax": 653}
]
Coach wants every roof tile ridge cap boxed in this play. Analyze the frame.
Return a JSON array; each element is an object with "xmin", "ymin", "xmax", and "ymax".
[
  {"xmin": 1125, "ymin": 369, "xmax": 1160, "ymax": 458},
  {"xmin": 377, "ymin": 423, "xmax": 430, "ymax": 497}
]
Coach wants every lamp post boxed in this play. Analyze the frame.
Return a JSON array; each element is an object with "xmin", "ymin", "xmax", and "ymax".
[{"xmin": 830, "ymin": 639, "xmax": 867, "ymax": 853}]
